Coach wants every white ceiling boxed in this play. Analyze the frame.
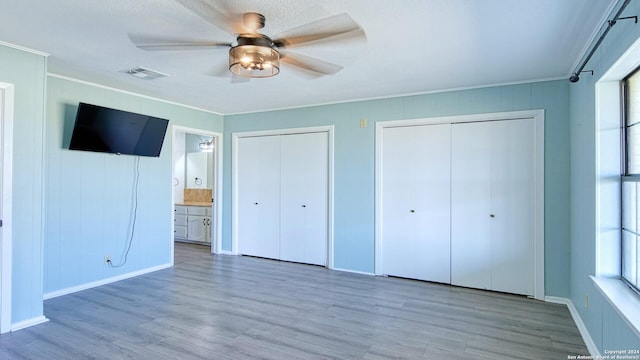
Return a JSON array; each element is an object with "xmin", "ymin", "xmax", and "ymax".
[{"xmin": 0, "ymin": 0, "xmax": 615, "ymax": 114}]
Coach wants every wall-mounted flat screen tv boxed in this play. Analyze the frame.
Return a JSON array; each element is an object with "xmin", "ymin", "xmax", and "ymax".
[{"xmin": 69, "ymin": 103, "xmax": 169, "ymax": 157}]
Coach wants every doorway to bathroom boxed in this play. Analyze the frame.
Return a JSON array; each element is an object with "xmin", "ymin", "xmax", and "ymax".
[{"xmin": 171, "ymin": 126, "xmax": 222, "ymax": 257}]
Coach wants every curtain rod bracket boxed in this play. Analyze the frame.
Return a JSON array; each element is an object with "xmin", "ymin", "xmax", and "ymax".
[
  {"xmin": 570, "ymin": 0, "xmax": 635, "ymax": 83},
  {"xmin": 569, "ymin": 70, "xmax": 594, "ymax": 83},
  {"xmin": 610, "ymin": 16, "xmax": 638, "ymax": 26}
]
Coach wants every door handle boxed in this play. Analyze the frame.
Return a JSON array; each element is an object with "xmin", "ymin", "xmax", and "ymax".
[
  {"xmin": 302, "ymin": 205, "xmax": 306, "ymax": 208},
  {"xmin": 490, "ymin": 214, "xmax": 495, "ymax": 218},
  {"xmin": 410, "ymin": 210, "xmax": 415, "ymax": 213}
]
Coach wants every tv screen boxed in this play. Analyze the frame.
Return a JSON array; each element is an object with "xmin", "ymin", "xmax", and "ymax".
[{"xmin": 69, "ymin": 103, "xmax": 169, "ymax": 157}]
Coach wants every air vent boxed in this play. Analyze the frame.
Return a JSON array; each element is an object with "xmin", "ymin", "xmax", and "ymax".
[{"xmin": 124, "ymin": 66, "xmax": 168, "ymax": 80}]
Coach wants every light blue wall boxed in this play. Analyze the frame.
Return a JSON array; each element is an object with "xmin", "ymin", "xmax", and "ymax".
[
  {"xmin": 44, "ymin": 76, "xmax": 223, "ymax": 294},
  {"xmin": 10, "ymin": 13, "xmax": 637, "ymax": 347},
  {"xmin": 224, "ymin": 80, "xmax": 571, "ymax": 296},
  {"xmin": 0, "ymin": 45, "xmax": 47, "ymax": 326},
  {"xmin": 569, "ymin": 0, "xmax": 640, "ymax": 351}
]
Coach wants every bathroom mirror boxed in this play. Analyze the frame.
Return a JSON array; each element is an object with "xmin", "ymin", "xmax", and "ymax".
[
  {"xmin": 173, "ymin": 132, "xmax": 214, "ymax": 197},
  {"xmin": 185, "ymin": 133, "xmax": 213, "ymax": 189}
]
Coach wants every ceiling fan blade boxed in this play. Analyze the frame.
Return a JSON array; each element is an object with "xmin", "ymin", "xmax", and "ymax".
[
  {"xmin": 206, "ymin": 61, "xmax": 231, "ymax": 77},
  {"xmin": 129, "ymin": 34, "xmax": 231, "ymax": 51},
  {"xmin": 206, "ymin": 61, "xmax": 250, "ymax": 83},
  {"xmin": 174, "ymin": 0, "xmax": 244, "ymax": 34},
  {"xmin": 273, "ymin": 13, "xmax": 365, "ymax": 48},
  {"xmin": 280, "ymin": 51, "xmax": 343, "ymax": 76}
]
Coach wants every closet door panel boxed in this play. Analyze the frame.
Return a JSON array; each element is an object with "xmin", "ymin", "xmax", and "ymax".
[
  {"xmin": 413, "ymin": 125, "xmax": 451, "ymax": 283},
  {"xmin": 451, "ymin": 121, "xmax": 492, "ymax": 290},
  {"xmin": 279, "ymin": 134, "xmax": 306, "ymax": 263},
  {"xmin": 280, "ymin": 132, "xmax": 329, "ymax": 266},
  {"xmin": 301, "ymin": 132, "xmax": 329, "ymax": 266},
  {"xmin": 237, "ymin": 136, "xmax": 281, "ymax": 259},
  {"xmin": 490, "ymin": 119, "xmax": 535, "ymax": 296},
  {"xmin": 381, "ymin": 124, "xmax": 451, "ymax": 282},
  {"xmin": 381, "ymin": 126, "xmax": 417, "ymax": 279},
  {"xmin": 452, "ymin": 119, "xmax": 537, "ymax": 296}
]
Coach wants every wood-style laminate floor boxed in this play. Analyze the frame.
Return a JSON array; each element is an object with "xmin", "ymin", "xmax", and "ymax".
[{"xmin": 0, "ymin": 243, "xmax": 588, "ymax": 359}]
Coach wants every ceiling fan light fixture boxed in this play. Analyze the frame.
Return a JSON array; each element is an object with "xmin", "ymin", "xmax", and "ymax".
[
  {"xmin": 229, "ymin": 35, "xmax": 280, "ymax": 78},
  {"xmin": 130, "ymin": 12, "xmax": 365, "ymax": 79}
]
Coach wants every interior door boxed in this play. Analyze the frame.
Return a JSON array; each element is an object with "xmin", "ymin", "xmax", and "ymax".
[
  {"xmin": 451, "ymin": 119, "xmax": 536, "ymax": 296},
  {"xmin": 237, "ymin": 135, "xmax": 281, "ymax": 259},
  {"xmin": 279, "ymin": 132, "xmax": 329, "ymax": 266},
  {"xmin": 381, "ymin": 124, "xmax": 451, "ymax": 283},
  {"xmin": 490, "ymin": 118, "xmax": 535, "ymax": 295},
  {"xmin": 451, "ymin": 121, "xmax": 492, "ymax": 290}
]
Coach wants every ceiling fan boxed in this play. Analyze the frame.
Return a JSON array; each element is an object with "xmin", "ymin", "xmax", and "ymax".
[{"xmin": 129, "ymin": 2, "xmax": 366, "ymax": 79}]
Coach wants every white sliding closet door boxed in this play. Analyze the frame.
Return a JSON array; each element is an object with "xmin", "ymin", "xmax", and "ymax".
[
  {"xmin": 490, "ymin": 119, "xmax": 535, "ymax": 295},
  {"xmin": 451, "ymin": 119, "xmax": 536, "ymax": 296},
  {"xmin": 381, "ymin": 124, "xmax": 451, "ymax": 283},
  {"xmin": 237, "ymin": 136, "xmax": 281, "ymax": 259},
  {"xmin": 236, "ymin": 131, "xmax": 329, "ymax": 266},
  {"xmin": 450, "ymin": 122, "xmax": 492, "ymax": 290},
  {"xmin": 280, "ymin": 132, "xmax": 329, "ymax": 266}
]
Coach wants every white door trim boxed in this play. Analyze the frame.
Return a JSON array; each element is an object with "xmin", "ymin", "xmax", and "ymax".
[
  {"xmin": 0, "ymin": 82, "xmax": 14, "ymax": 333},
  {"xmin": 232, "ymin": 125, "xmax": 335, "ymax": 268},
  {"xmin": 375, "ymin": 109, "xmax": 545, "ymax": 300},
  {"xmin": 171, "ymin": 126, "xmax": 223, "ymax": 258}
]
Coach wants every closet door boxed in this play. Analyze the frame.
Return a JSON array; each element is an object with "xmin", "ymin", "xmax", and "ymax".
[
  {"xmin": 381, "ymin": 124, "xmax": 451, "ymax": 283},
  {"xmin": 451, "ymin": 119, "xmax": 536, "ymax": 296},
  {"xmin": 490, "ymin": 118, "xmax": 535, "ymax": 295},
  {"xmin": 237, "ymin": 136, "xmax": 281, "ymax": 259},
  {"xmin": 280, "ymin": 132, "xmax": 329, "ymax": 266},
  {"xmin": 451, "ymin": 122, "xmax": 492, "ymax": 290}
]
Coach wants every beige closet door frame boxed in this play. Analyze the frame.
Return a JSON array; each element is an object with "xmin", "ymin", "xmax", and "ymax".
[{"xmin": 375, "ymin": 109, "xmax": 545, "ymax": 300}]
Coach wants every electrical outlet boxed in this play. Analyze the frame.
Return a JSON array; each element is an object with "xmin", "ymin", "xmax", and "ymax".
[
  {"xmin": 584, "ymin": 294, "xmax": 589, "ymax": 309},
  {"xmin": 360, "ymin": 119, "xmax": 367, "ymax": 128},
  {"xmin": 104, "ymin": 256, "xmax": 111, "ymax": 264}
]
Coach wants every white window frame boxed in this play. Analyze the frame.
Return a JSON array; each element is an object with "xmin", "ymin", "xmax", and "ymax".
[
  {"xmin": 621, "ymin": 69, "xmax": 640, "ymax": 293},
  {"xmin": 594, "ymin": 35, "xmax": 640, "ymax": 339}
]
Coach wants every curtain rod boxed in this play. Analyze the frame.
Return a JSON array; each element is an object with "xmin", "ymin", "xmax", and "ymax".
[{"xmin": 570, "ymin": 0, "xmax": 634, "ymax": 82}]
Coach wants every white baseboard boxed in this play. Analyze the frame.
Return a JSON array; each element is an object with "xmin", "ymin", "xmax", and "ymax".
[
  {"xmin": 11, "ymin": 315, "xmax": 49, "ymax": 332},
  {"xmin": 545, "ymin": 296, "xmax": 600, "ymax": 356},
  {"xmin": 43, "ymin": 263, "xmax": 172, "ymax": 300}
]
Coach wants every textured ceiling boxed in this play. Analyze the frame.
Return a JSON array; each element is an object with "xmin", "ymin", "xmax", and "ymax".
[{"xmin": 0, "ymin": 0, "xmax": 615, "ymax": 114}]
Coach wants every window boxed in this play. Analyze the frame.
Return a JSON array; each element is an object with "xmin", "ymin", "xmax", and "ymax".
[{"xmin": 621, "ymin": 67, "xmax": 640, "ymax": 294}]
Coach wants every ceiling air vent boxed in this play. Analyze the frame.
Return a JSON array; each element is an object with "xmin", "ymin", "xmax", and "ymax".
[{"xmin": 124, "ymin": 66, "xmax": 168, "ymax": 80}]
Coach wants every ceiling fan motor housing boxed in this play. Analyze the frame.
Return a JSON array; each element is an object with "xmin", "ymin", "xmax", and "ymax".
[{"xmin": 243, "ymin": 12, "xmax": 266, "ymax": 31}]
